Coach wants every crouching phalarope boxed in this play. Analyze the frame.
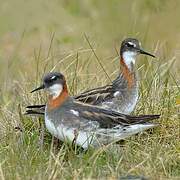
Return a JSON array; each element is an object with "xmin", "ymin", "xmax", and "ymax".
[{"xmin": 29, "ymin": 72, "xmax": 160, "ymax": 149}]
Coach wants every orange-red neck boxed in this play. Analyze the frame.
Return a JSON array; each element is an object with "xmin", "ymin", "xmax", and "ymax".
[
  {"xmin": 48, "ymin": 83, "xmax": 69, "ymax": 110},
  {"xmin": 120, "ymin": 57, "xmax": 135, "ymax": 88}
]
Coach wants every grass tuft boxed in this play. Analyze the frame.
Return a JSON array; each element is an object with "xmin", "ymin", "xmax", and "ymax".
[{"xmin": 0, "ymin": 0, "xmax": 179, "ymax": 179}]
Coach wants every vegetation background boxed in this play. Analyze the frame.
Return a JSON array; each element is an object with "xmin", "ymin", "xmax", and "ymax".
[{"xmin": 0, "ymin": 0, "xmax": 179, "ymax": 179}]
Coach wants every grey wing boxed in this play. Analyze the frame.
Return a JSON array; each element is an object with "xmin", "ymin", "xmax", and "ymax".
[
  {"xmin": 71, "ymin": 101, "xmax": 160, "ymax": 128},
  {"xmin": 53, "ymin": 109, "xmax": 100, "ymax": 132},
  {"xmin": 74, "ymin": 84, "xmax": 115, "ymax": 105},
  {"xmin": 74, "ymin": 74, "xmax": 125, "ymax": 105}
]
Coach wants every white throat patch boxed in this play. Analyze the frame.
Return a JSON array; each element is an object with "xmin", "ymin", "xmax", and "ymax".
[
  {"xmin": 48, "ymin": 84, "xmax": 63, "ymax": 99},
  {"xmin": 122, "ymin": 51, "xmax": 137, "ymax": 69}
]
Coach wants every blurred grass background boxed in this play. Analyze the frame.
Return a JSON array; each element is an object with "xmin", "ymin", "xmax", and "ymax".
[{"xmin": 0, "ymin": 0, "xmax": 179, "ymax": 179}]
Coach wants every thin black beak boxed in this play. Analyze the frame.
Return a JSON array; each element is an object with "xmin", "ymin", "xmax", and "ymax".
[
  {"xmin": 31, "ymin": 84, "xmax": 45, "ymax": 93},
  {"xmin": 139, "ymin": 48, "xmax": 155, "ymax": 58}
]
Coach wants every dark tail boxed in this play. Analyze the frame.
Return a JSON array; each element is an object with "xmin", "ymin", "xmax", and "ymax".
[
  {"xmin": 25, "ymin": 110, "xmax": 44, "ymax": 116},
  {"xmin": 127, "ymin": 114, "xmax": 160, "ymax": 123},
  {"xmin": 25, "ymin": 104, "xmax": 45, "ymax": 116},
  {"xmin": 26, "ymin": 104, "xmax": 45, "ymax": 109}
]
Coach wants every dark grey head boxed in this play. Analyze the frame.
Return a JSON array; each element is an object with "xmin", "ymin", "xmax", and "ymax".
[
  {"xmin": 31, "ymin": 72, "xmax": 66, "ymax": 98},
  {"xmin": 43, "ymin": 72, "xmax": 65, "ymax": 89},
  {"xmin": 120, "ymin": 38, "xmax": 155, "ymax": 58}
]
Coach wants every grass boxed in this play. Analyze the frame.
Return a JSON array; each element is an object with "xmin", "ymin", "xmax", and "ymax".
[{"xmin": 0, "ymin": 0, "xmax": 179, "ymax": 179}]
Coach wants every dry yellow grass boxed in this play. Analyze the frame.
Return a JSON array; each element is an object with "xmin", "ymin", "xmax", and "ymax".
[{"xmin": 0, "ymin": 0, "xmax": 179, "ymax": 179}]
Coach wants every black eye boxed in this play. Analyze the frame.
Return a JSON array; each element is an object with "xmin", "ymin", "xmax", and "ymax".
[
  {"xmin": 50, "ymin": 76, "xmax": 58, "ymax": 81},
  {"xmin": 126, "ymin": 42, "xmax": 135, "ymax": 48}
]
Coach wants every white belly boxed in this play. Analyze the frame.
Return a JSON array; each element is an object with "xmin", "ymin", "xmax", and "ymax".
[
  {"xmin": 124, "ymin": 94, "xmax": 138, "ymax": 114},
  {"xmin": 45, "ymin": 116, "xmax": 94, "ymax": 149},
  {"xmin": 44, "ymin": 116, "xmax": 155, "ymax": 149}
]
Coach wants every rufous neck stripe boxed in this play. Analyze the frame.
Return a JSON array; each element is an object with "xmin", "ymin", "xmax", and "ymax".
[
  {"xmin": 120, "ymin": 58, "xmax": 135, "ymax": 88},
  {"xmin": 48, "ymin": 83, "xmax": 69, "ymax": 110}
]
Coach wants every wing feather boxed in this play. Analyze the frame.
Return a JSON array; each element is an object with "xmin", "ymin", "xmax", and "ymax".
[{"xmin": 72, "ymin": 101, "xmax": 160, "ymax": 128}]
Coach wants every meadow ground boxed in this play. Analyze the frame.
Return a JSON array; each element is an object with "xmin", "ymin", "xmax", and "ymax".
[{"xmin": 0, "ymin": 0, "xmax": 179, "ymax": 179}]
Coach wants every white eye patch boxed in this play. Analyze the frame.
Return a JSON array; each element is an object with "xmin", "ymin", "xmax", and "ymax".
[
  {"xmin": 51, "ymin": 75, "xmax": 57, "ymax": 80},
  {"xmin": 128, "ymin": 42, "xmax": 136, "ymax": 47}
]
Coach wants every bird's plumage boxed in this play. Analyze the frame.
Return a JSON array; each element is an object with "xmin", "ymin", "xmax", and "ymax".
[
  {"xmin": 44, "ymin": 97, "xmax": 159, "ymax": 149},
  {"xmin": 27, "ymin": 71, "xmax": 160, "ymax": 149},
  {"xmin": 26, "ymin": 38, "xmax": 155, "ymax": 117}
]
